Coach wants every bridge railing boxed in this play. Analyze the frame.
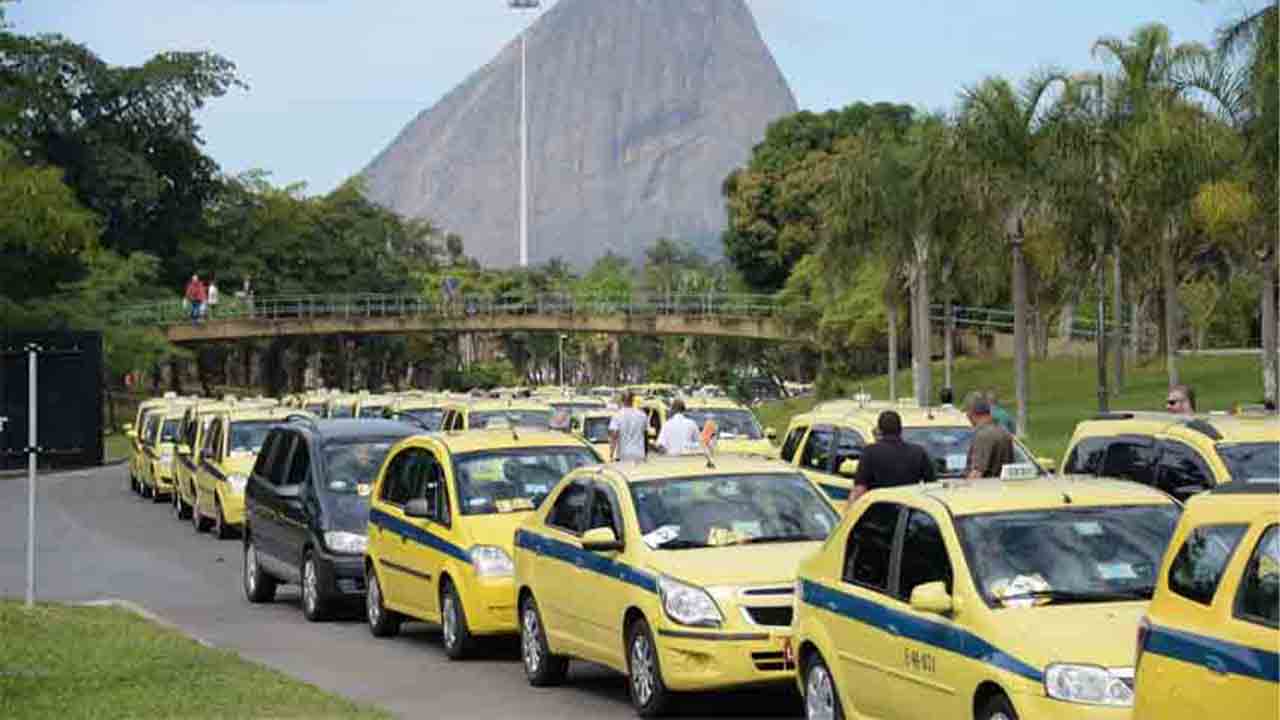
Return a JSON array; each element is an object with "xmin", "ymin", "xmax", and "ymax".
[{"xmin": 114, "ymin": 292, "xmax": 788, "ymax": 327}]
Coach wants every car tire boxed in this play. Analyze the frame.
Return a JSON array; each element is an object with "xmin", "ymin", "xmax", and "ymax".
[
  {"xmin": 243, "ymin": 538, "xmax": 277, "ymax": 603},
  {"xmin": 140, "ymin": 481, "xmax": 152, "ymax": 499},
  {"xmin": 192, "ymin": 491, "xmax": 212, "ymax": 533},
  {"xmin": 803, "ymin": 651, "xmax": 843, "ymax": 720},
  {"xmin": 440, "ymin": 580, "xmax": 475, "ymax": 660},
  {"xmin": 626, "ymin": 617, "xmax": 671, "ymax": 718},
  {"xmin": 174, "ymin": 488, "xmax": 192, "ymax": 520},
  {"xmin": 520, "ymin": 594, "xmax": 568, "ymax": 687},
  {"xmin": 978, "ymin": 693, "xmax": 1019, "ymax": 720},
  {"xmin": 213, "ymin": 498, "xmax": 233, "ymax": 540},
  {"xmin": 152, "ymin": 485, "xmax": 167, "ymax": 504},
  {"xmin": 301, "ymin": 550, "xmax": 331, "ymax": 622},
  {"xmin": 365, "ymin": 566, "xmax": 402, "ymax": 638}
]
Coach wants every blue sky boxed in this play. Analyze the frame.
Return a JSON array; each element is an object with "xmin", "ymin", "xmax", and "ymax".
[{"xmin": 12, "ymin": 0, "xmax": 1245, "ymax": 194}]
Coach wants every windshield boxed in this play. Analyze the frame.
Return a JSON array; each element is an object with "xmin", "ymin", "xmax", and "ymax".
[
  {"xmin": 630, "ymin": 473, "xmax": 838, "ymax": 549},
  {"xmin": 582, "ymin": 417, "xmax": 611, "ymax": 443},
  {"xmin": 683, "ymin": 409, "xmax": 763, "ymax": 440},
  {"xmin": 160, "ymin": 419, "xmax": 181, "ymax": 443},
  {"xmin": 305, "ymin": 403, "xmax": 327, "ymax": 415},
  {"xmin": 399, "ymin": 408, "xmax": 445, "ymax": 431},
  {"xmin": 329, "ymin": 404, "xmax": 354, "ymax": 419},
  {"xmin": 454, "ymin": 447, "xmax": 597, "ymax": 515},
  {"xmin": 357, "ymin": 405, "xmax": 387, "ymax": 419},
  {"xmin": 955, "ymin": 504, "xmax": 1180, "ymax": 608},
  {"xmin": 471, "ymin": 410, "xmax": 552, "ymax": 429},
  {"xmin": 320, "ymin": 439, "xmax": 401, "ymax": 531},
  {"xmin": 228, "ymin": 421, "xmax": 276, "ymax": 454},
  {"xmin": 902, "ymin": 426, "xmax": 1038, "ymax": 478},
  {"xmin": 1217, "ymin": 443, "xmax": 1280, "ymax": 482},
  {"xmin": 551, "ymin": 401, "xmax": 604, "ymax": 414}
]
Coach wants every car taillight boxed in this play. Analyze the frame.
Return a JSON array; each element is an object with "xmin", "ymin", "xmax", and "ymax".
[{"xmin": 1135, "ymin": 616, "xmax": 1151, "ymax": 669}]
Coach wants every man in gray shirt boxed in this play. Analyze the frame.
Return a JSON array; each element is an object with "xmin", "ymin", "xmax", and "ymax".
[{"xmin": 609, "ymin": 391, "xmax": 648, "ymax": 462}]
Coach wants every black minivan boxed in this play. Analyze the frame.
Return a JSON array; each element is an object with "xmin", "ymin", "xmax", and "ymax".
[{"xmin": 243, "ymin": 418, "xmax": 417, "ymax": 621}]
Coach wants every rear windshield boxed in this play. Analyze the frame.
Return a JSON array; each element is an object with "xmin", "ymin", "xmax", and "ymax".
[
  {"xmin": 902, "ymin": 426, "xmax": 1038, "ymax": 477},
  {"xmin": 1217, "ymin": 443, "xmax": 1280, "ymax": 483},
  {"xmin": 358, "ymin": 405, "xmax": 387, "ymax": 419},
  {"xmin": 682, "ymin": 409, "xmax": 763, "ymax": 440},
  {"xmin": 453, "ymin": 447, "xmax": 597, "ymax": 514},
  {"xmin": 583, "ymin": 417, "xmax": 611, "ymax": 443},
  {"xmin": 399, "ymin": 408, "xmax": 445, "ymax": 431},
  {"xmin": 470, "ymin": 410, "xmax": 551, "ymax": 429},
  {"xmin": 329, "ymin": 404, "xmax": 354, "ymax": 419}
]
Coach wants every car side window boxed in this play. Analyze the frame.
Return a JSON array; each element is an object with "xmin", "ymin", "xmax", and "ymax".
[
  {"xmin": 1064, "ymin": 437, "xmax": 1110, "ymax": 474},
  {"xmin": 833, "ymin": 428, "xmax": 865, "ymax": 469},
  {"xmin": 202, "ymin": 419, "xmax": 222, "ymax": 459},
  {"xmin": 843, "ymin": 502, "xmax": 901, "ymax": 593},
  {"xmin": 414, "ymin": 451, "xmax": 449, "ymax": 525},
  {"xmin": 284, "ymin": 437, "xmax": 310, "ymax": 487},
  {"xmin": 379, "ymin": 449, "xmax": 414, "ymax": 505},
  {"xmin": 1168, "ymin": 523, "xmax": 1249, "ymax": 605},
  {"xmin": 1157, "ymin": 441, "xmax": 1213, "ymax": 498},
  {"xmin": 780, "ymin": 426, "xmax": 807, "ymax": 463},
  {"xmin": 800, "ymin": 426, "xmax": 835, "ymax": 473},
  {"xmin": 1235, "ymin": 525, "xmax": 1279, "ymax": 628},
  {"xmin": 547, "ymin": 481, "xmax": 589, "ymax": 535},
  {"xmin": 587, "ymin": 483, "xmax": 621, "ymax": 537},
  {"xmin": 266, "ymin": 434, "xmax": 295, "ymax": 487},
  {"xmin": 1100, "ymin": 436, "xmax": 1158, "ymax": 487},
  {"xmin": 252, "ymin": 431, "xmax": 279, "ymax": 479},
  {"xmin": 897, "ymin": 510, "xmax": 953, "ymax": 599}
]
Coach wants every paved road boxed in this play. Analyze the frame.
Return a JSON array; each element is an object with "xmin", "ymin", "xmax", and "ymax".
[{"xmin": 0, "ymin": 466, "xmax": 801, "ymax": 719}]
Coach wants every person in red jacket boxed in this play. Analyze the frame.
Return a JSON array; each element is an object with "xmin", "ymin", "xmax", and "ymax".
[{"xmin": 185, "ymin": 274, "xmax": 207, "ymax": 325}]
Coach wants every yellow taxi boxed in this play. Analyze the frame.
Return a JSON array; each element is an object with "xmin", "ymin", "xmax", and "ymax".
[
  {"xmin": 353, "ymin": 393, "xmax": 396, "ymax": 420},
  {"xmin": 571, "ymin": 409, "xmax": 615, "ymax": 458},
  {"xmin": 640, "ymin": 397, "xmax": 777, "ymax": 457},
  {"xmin": 1133, "ymin": 482, "xmax": 1279, "ymax": 719},
  {"xmin": 513, "ymin": 455, "xmax": 839, "ymax": 716},
  {"xmin": 285, "ymin": 390, "xmax": 333, "ymax": 416},
  {"xmin": 792, "ymin": 476, "xmax": 1182, "ymax": 720},
  {"xmin": 364, "ymin": 428, "xmax": 600, "ymax": 659},
  {"xmin": 382, "ymin": 393, "xmax": 454, "ymax": 431},
  {"xmin": 137, "ymin": 405, "xmax": 189, "ymax": 501},
  {"xmin": 780, "ymin": 399, "xmax": 1050, "ymax": 503},
  {"xmin": 173, "ymin": 399, "xmax": 235, "ymax": 520},
  {"xmin": 324, "ymin": 393, "xmax": 359, "ymax": 419},
  {"xmin": 125, "ymin": 393, "xmax": 193, "ymax": 493},
  {"xmin": 440, "ymin": 399, "xmax": 555, "ymax": 431},
  {"xmin": 1061, "ymin": 412, "xmax": 1280, "ymax": 501},
  {"xmin": 193, "ymin": 405, "xmax": 303, "ymax": 539}
]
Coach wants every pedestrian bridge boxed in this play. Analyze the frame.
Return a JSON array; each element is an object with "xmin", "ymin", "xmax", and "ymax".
[{"xmin": 116, "ymin": 294, "xmax": 811, "ymax": 345}]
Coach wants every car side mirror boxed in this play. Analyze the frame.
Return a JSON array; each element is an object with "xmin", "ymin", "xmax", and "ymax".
[
  {"xmin": 581, "ymin": 526, "xmax": 623, "ymax": 552},
  {"xmin": 909, "ymin": 581, "xmax": 953, "ymax": 615},
  {"xmin": 404, "ymin": 498, "xmax": 433, "ymax": 519},
  {"xmin": 1037, "ymin": 457, "xmax": 1057, "ymax": 474},
  {"xmin": 838, "ymin": 459, "xmax": 859, "ymax": 478},
  {"xmin": 765, "ymin": 427, "xmax": 777, "ymax": 440},
  {"xmin": 177, "ymin": 444, "xmax": 191, "ymax": 456}
]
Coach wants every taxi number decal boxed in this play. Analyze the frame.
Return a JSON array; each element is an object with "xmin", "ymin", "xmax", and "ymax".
[{"xmin": 904, "ymin": 647, "xmax": 936, "ymax": 674}]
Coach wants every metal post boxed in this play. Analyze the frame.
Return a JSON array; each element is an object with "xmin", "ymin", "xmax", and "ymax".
[
  {"xmin": 26, "ymin": 345, "xmax": 37, "ymax": 608},
  {"xmin": 519, "ymin": 29, "xmax": 529, "ymax": 267}
]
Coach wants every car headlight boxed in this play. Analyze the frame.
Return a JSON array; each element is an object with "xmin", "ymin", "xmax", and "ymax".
[
  {"xmin": 323, "ymin": 531, "xmax": 367, "ymax": 555},
  {"xmin": 658, "ymin": 575, "xmax": 723, "ymax": 628},
  {"xmin": 226, "ymin": 474, "xmax": 248, "ymax": 493},
  {"xmin": 470, "ymin": 545, "xmax": 514, "ymax": 577},
  {"xmin": 1044, "ymin": 664, "xmax": 1133, "ymax": 706}
]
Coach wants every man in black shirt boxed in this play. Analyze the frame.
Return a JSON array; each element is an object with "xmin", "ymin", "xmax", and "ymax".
[{"xmin": 850, "ymin": 410, "xmax": 936, "ymax": 505}]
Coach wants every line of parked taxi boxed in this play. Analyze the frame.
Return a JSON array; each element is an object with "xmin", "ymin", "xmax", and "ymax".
[{"xmin": 121, "ymin": 389, "xmax": 1278, "ymax": 719}]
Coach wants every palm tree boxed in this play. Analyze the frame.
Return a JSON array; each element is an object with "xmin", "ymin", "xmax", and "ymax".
[{"xmin": 959, "ymin": 71, "xmax": 1069, "ymax": 437}]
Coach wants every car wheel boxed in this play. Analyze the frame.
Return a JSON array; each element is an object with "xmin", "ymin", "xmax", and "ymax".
[
  {"xmin": 441, "ymin": 581, "xmax": 475, "ymax": 660},
  {"xmin": 626, "ymin": 617, "xmax": 671, "ymax": 717},
  {"xmin": 243, "ymin": 538, "xmax": 277, "ymax": 603},
  {"xmin": 140, "ymin": 481, "xmax": 152, "ymax": 499},
  {"xmin": 365, "ymin": 566, "xmax": 401, "ymax": 638},
  {"xmin": 151, "ymin": 484, "xmax": 167, "ymax": 504},
  {"xmin": 520, "ymin": 594, "xmax": 568, "ymax": 686},
  {"xmin": 191, "ymin": 491, "xmax": 212, "ymax": 533},
  {"xmin": 301, "ymin": 550, "xmax": 331, "ymax": 622},
  {"xmin": 978, "ymin": 694, "xmax": 1019, "ymax": 720},
  {"xmin": 174, "ymin": 489, "xmax": 192, "ymax": 520},
  {"xmin": 803, "ymin": 651, "xmax": 843, "ymax": 720},
  {"xmin": 213, "ymin": 498, "xmax": 233, "ymax": 540}
]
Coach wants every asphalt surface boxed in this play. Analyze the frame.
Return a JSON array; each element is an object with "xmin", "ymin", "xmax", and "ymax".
[{"xmin": 0, "ymin": 466, "xmax": 801, "ymax": 719}]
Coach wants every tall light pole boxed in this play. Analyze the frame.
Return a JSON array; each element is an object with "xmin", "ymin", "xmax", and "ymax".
[{"xmin": 509, "ymin": 0, "xmax": 540, "ymax": 267}]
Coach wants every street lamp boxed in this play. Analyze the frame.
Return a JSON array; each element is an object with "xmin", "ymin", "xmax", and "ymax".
[{"xmin": 509, "ymin": 0, "xmax": 541, "ymax": 268}]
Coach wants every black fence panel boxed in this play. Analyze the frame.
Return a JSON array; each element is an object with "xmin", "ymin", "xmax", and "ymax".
[{"xmin": 0, "ymin": 332, "xmax": 104, "ymax": 470}]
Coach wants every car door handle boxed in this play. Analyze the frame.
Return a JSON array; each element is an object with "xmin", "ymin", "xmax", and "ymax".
[{"xmin": 1205, "ymin": 655, "xmax": 1229, "ymax": 675}]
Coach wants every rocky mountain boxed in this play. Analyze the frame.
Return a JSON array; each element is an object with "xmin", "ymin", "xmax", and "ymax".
[{"xmin": 361, "ymin": 0, "xmax": 796, "ymax": 268}]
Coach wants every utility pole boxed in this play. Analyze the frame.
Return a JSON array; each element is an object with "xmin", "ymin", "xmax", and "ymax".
[{"xmin": 509, "ymin": 0, "xmax": 541, "ymax": 268}]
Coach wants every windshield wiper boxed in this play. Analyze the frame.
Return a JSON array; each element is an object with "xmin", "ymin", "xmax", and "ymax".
[
  {"xmin": 997, "ymin": 587, "xmax": 1154, "ymax": 605},
  {"xmin": 655, "ymin": 539, "xmax": 709, "ymax": 550},
  {"xmin": 739, "ymin": 535, "xmax": 819, "ymax": 545}
]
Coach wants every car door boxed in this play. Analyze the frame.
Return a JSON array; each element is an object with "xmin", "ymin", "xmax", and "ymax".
[
  {"xmin": 277, "ymin": 434, "xmax": 315, "ymax": 575},
  {"xmin": 537, "ymin": 479, "xmax": 590, "ymax": 652},
  {"xmin": 246, "ymin": 429, "xmax": 281, "ymax": 548},
  {"xmin": 369, "ymin": 448, "xmax": 416, "ymax": 607},
  {"xmin": 575, "ymin": 479, "xmax": 630, "ymax": 667},
  {"xmin": 1221, "ymin": 522, "xmax": 1280, "ymax": 714},
  {"xmin": 196, "ymin": 417, "xmax": 226, "ymax": 517},
  {"xmin": 254, "ymin": 432, "xmax": 300, "ymax": 576},
  {"xmin": 829, "ymin": 501, "xmax": 903, "ymax": 720},
  {"xmin": 886, "ymin": 507, "xmax": 965, "ymax": 720},
  {"xmin": 399, "ymin": 446, "xmax": 452, "ymax": 620}
]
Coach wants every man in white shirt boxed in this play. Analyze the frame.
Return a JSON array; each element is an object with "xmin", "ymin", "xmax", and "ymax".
[
  {"xmin": 655, "ymin": 399, "xmax": 700, "ymax": 455},
  {"xmin": 608, "ymin": 391, "xmax": 648, "ymax": 462}
]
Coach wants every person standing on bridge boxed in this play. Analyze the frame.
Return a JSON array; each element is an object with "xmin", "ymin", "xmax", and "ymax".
[
  {"xmin": 205, "ymin": 273, "xmax": 220, "ymax": 320},
  {"xmin": 184, "ymin": 274, "xmax": 206, "ymax": 325}
]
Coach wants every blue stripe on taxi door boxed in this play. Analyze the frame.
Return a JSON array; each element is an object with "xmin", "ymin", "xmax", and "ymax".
[
  {"xmin": 515, "ymin": 530, "xmax": 657, "ymax": 593},
  {"xmin": 800, "ymin": 579, "xmax": 1043, "ymax": 683},
  {"xmin": 1144, "ymin": 623, "xmax": 1280, "ymax": 684},
  {"xmin": 369, "ymin": 507, "xmax": 471, "ymax": 563}
]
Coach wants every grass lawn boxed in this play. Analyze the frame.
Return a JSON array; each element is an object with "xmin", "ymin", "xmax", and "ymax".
[
  {"xmin": 757, "ymin": 354, "xmax": 1267, "ymax": 461},
  {"xmin": 104, "ymin": 433, "xmax": 131, "ymax": 464},
  {"xmin": 0, "ymin": 601, "xmax": 390, "ymax": 720}
]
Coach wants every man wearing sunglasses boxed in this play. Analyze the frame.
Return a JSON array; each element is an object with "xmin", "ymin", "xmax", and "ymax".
[{"xmin": 1166, "ymin": 384, "xmax": 1196, "ymax": 415}]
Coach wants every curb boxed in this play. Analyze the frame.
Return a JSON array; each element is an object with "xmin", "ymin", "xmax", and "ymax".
[{"xmin": 80, "ymin": 598, "xmax": 216, "ymax": 648}]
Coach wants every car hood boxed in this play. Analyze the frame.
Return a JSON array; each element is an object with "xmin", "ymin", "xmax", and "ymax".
[
  {"xmin": 645, "ymin": 541, "xmax": 822, "ymax": 588},
  {"xmin": 984, "ymin": 601, "xmax": 1147, "ymax": 671},
  {"xmin": 715, "ymin": 438, "xmax": 777, "ymax": 457},
  {"xmin": 463, "ymin": 511, "xmax": 534, "ymax": 553}
]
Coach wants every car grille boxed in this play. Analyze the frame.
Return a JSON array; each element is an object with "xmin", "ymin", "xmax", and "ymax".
[
  {"xmin": 744, "ymin": 606, "xmax": 794, "ymax": 627},
  {"xmin": 751, "ymin": 651, "xmax": 796, "ymax": 672},
  {"xmin": 740, "ymin": 585, "xmax": 794, "ymax": 597}
]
